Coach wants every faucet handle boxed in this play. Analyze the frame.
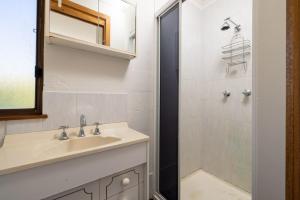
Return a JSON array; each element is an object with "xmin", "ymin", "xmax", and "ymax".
[
  {"xmin": 242, "ymin": 89, "xmax": 252, "ymax": 97},
  {"xmin": 59, "ymin": 125, "xmax": 69, "ymax": 130},
  {"xmin": 59, "ymin": 126, "xmax": 69, "ymax": 140},
  {"xmin": 94, "ymin": 122, "xmax": 102, "ymax": 135}
]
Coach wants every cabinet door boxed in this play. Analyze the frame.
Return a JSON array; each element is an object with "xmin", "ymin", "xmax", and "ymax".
[
  {"xmin": 44, "ymin": 181, "xmax": 99, "ymax": 200},
  {"xmin": 100, "ymin": 165, "xmax": 144, "ymax": 200}
]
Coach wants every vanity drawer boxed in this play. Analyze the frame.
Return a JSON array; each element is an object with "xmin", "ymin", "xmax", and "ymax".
[{"xmin": 100, "ymin": 165, "xmax": 144, "ymax": 199}]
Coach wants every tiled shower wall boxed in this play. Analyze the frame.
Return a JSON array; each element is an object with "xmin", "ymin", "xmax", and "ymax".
[
  {"xmin": 180, "ymin": 1, "xmax": 203, "ymax": 178},
  {"xmin": 200, "ymin": 0, "xmax": 252, "ymax": 192},
  {"xmin": 181, "ymin": 0, "xmax": 252, "ymax": 192}
]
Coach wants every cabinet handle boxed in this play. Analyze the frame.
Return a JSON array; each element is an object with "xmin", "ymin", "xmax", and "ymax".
[{"xmin": 122, "ymin": 177, "xmax": 130, "ymax": 186}]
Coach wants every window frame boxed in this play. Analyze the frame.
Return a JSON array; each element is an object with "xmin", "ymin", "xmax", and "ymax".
[{"xmin": 0, "ymin": 0, "xmax": 47, "ymax": 121}]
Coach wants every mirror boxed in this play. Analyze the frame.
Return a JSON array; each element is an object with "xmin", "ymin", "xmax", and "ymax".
[{"xmin": 49, "ymin": 0, "xmax": 136, "ymax": 54}]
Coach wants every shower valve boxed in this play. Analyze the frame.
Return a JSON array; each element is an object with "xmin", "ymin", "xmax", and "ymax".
[
  {"xmin": 223, "ymin": 90, "xmax": 231, "ymax": 97},
  {"xmin": 242, "ymin": 89, "xmax": 252, "ymax": 97}
]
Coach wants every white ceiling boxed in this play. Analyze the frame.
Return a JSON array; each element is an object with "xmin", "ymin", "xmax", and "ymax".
[{"xmin": 190, "ymin": 0, "xmax": 217, "ymax": 9}]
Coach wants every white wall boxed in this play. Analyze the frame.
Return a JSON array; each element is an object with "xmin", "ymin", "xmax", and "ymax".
[{"xmin": 253, "ymin": 0, "xmax": 286, "ymax": 199}]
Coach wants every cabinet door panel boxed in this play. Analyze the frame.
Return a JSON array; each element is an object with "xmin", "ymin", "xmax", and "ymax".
[{"xmin": 44, "ymin": 181, "xmax": 99, "ymax": 200}]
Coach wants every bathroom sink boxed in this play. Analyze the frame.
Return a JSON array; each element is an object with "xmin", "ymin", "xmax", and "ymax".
[
  {"xmin": 66, "ymin": 136, "xmax": 121, "ymax": 152},
  {"xmin": 49, "ymin": 136, "xmax": 121, "ymax": 154}
]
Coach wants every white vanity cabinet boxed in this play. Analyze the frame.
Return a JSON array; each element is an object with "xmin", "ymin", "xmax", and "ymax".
[
  {"xmin": 0, "ymin": 123, "xmax": 149, "ymax": 200},
  {"xmin": 45, "ymin": 165, "xmax": 145, "ymax": 200}
]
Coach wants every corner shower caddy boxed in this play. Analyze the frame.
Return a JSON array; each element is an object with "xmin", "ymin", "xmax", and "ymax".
[{"xmin": 222, "ymin": 33, "xmax": 251, "ymax": 73}]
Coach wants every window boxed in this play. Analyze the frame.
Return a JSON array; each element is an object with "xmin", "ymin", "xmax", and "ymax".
[{"xmin": 0, "ymin": 0, "xmax": 46, "ymax": 120}]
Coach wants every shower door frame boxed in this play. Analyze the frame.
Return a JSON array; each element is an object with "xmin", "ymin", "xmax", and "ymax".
[{"xmin": 154, "ymin": 0, "xmax": 182, "ymax": 199}]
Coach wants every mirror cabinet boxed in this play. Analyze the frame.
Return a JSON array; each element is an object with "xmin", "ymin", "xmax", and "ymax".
[{"xmin": 45, "ymin": 0, "xmax": 136, "ymax": 59}]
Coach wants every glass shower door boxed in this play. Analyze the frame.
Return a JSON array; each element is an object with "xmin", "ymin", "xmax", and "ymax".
[{"xmin": 158, "ymin": 3, "xmax": 180, "ymax": 200}]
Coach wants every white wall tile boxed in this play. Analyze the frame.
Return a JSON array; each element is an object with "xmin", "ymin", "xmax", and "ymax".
[
  {"xmin": 7, "ymin": 119, "xmax": 45, "ymax": 134},
  {"xmin": 43, "ymin": 92, "xmax": 77, "ymax": 130},
  {"xmin": 76, "ymin": 93, "xmax": 104, "ymax": 125},
  {"xmin": 101, "ymin": 94, "xmax": 128, "ymax": 123}
]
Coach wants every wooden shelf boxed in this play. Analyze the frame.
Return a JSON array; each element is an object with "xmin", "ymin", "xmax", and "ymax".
[{"xmin": 47, "ymin": 33, "xmax": 136, "ymax": 60}]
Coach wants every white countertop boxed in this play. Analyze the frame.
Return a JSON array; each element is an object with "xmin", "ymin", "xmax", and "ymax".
[{"xmin": 0, "ymin": 122, "xmax": 149, "ymax": 176}]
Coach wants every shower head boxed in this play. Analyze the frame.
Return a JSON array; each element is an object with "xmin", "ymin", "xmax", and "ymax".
[
  {"xmin": 221, "ymin": 22, "xmax": 230, "ymax": 31},
  {"xmin": 221, "ymin": 17, "xmax": 241, "ymax": 32}
]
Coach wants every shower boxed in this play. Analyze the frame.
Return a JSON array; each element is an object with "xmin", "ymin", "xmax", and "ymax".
[
  {"xmin": 179, "ymin": 1, "xmax": 252, "ymax": 199},
  {"xmin": 221, "ymin": 17, "xmax": 241, "ymax": 32},
  {"xmin": 156, "ymin": 0, "xmax": 252, "ymax": 199}
]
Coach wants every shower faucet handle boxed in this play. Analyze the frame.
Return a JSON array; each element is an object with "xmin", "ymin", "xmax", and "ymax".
[
  {"xmin": 242, "ymin": 89, "xmax": 252, "ymax": 97},
  {"xmin": 223, "ymin": 90, "xmax": 231, "ymax": 97}
]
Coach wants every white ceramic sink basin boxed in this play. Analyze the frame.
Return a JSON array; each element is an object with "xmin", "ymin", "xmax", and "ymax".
[
  {"xmin": 53, "ymin": 136, "xmax": 121, "ymax": 154},
  {"xmin": 67, "ymin": 136, "xmax": 121, "ymax": 151}
]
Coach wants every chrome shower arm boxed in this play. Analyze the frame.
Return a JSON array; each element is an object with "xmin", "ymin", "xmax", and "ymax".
[
  {"xmin": 224, "ymin": 17, "xmax": 241, "ymax": 32},
  {"xmin": 225, "ymin": 17, "xmax": 239, "ymax": 27}
]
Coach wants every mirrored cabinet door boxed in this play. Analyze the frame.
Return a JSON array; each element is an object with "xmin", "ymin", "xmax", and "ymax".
[
  {"xmin": 48, "ymin": 0, "xmax": 136, "ymax": 55},
  {"xmin": 99, "ymin": 0, "xmax": 136, "ymax": 53}
]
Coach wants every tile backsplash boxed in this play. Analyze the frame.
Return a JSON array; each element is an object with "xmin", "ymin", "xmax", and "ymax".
[{"xmin": 6, "ymin": 92, "xmax": 128, "ymax": 134}]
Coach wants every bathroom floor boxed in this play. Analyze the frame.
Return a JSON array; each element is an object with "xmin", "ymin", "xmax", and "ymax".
[{"xmin": 181, "ymin": 170, "xmax": 251, "ymax": 200}]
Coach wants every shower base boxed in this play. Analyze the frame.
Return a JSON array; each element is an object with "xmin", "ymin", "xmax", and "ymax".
[{"xmin": 181, "ymin": 170, "xmax": 251, "ymax": 200}]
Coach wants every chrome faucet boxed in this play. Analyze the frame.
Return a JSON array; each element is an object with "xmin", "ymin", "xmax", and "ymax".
[{"xmin": 79, "ymin": 114, "xmax": 86, "ymax": 137}]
